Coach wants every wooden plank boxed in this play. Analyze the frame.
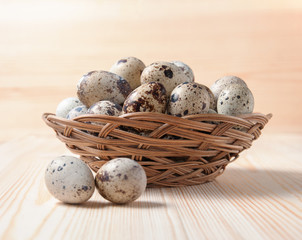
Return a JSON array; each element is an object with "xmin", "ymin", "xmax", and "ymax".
[{"xmin": 0, "ymin": 134, "xmax": 301, "ymax": 240}]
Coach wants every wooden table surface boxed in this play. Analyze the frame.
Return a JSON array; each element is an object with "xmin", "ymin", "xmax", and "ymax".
[{"xmin": 1, "ymin": 0, "xmax": 302, "ymax": 239}]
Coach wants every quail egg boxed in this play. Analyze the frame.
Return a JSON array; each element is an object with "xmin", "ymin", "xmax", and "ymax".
[
  {"xmin": 217, "ymin": 83, "xmax": 254, "ymax": 116},
  {"xmin": 77, "ymin": 71, "xmax": 132, "ymax": 107},
  {"xmin": 45, "ymin": 155, "xmax": 95, "ymax": 204},
  {"xmin": 141, "ymin": 61, "xmax": 191, "ymax": 95},
  {"xmin": 168, "ymin": 82, "xmax": 210, "ymax": 117},
  {"xmin": 204, "ymin": 85, "xmax": 216, "ymax": 110},
  {"xmin": 56, "ymin": 97, "xmax": 83, "ymax": 118},
  {"xmin": 110, "ymin": 57, "xmax": 146, "ymax": 90},
  {"xmin": 95, "ymin": 158, "xmax": 147, "ymax": 204},
  {"xmin": 208, "ymin": 109, "xmax": 217, "ymax": 114},
  {"xmin": 210, "ymin": 75, "xmax": 247, "ymax": 103},
  {"xmin": 67, "ymin": 105, "xmax": 88, "ymax": 119},
  {"xmin": 87, "ymin": 100, "xmax": 122, "ymax": 116},
  {"xmin": 171, "ymin": 60, "xmax": 195, "ymax": 82},
  {"xmin": 123, "ymin": 82, "xmax": 167, "ymax": 114},
  {"xmin": 206, "ymin": 109, "xmax": 219, "ymax": 124}
]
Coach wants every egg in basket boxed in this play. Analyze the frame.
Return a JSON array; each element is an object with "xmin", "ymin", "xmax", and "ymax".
[{"xmin": 43, "ymin": 57, "xmax": 272, "ymax": 187}]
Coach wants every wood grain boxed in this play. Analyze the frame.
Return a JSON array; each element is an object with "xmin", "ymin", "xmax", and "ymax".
[{"xmin": 0, "ymin": 133, "xmax": 301, "ymax": 240}]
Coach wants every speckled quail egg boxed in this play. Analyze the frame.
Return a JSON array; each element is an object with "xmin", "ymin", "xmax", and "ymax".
[
  {"xmin": 206, "ymin": 109, "xmax": 219, "ymax": 124},
  {"xmin": 77, "ymin": 71, "xmax": 132, "ymax": 107},
  {"xmin": 141, "ymin": 61, "xmax": 192, "ymax": 95},
  {"xmin": 217, "ymin": 83, "xmax": 254, "ymax": 116},
  {"xmin": 204, "ymin": 86, "xmax": 216, "ymax": 111},
  {"xmin": 95, "ymin": 158, "xmax": 147, "ymax": 204},
  {"xmin": 67, "ymin": 105, "xmax": 88, "ymax": 119},
  {"xmin": 208, "ymin": 109, "xmax": 217, "ymax": 114},
  {"xmin": 123, "ymin": 82, "xmax": 167, "ymax": 114},
  {"xmin": 87, "ymin": 100, "xmax": 122, "ymax": 116},
  {"xmin": 171, "ymin": 61, "xmax": 195, "ymax": 82},
  {"xmin": 168, "ymin": 82, "xmax": 210, "ymax": 117},
  {"xmin": 110, "ymin": 57, "xmax": 146, "ymax": 90},
  {"xmin": 45, "ymin": 155, "xmax": 95, "ymax": 204},
  {"xmin": 56, "ymin": 97, "xmax": 83, "ymax": 118},
  {"xmin": 210, "ymin": 75, "xmax": 247, "ymax": 103}
]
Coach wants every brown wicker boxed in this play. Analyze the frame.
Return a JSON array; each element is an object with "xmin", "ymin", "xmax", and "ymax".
[{"xmin": 42, "ymin": 112, "xmax": 272, "ymax": 187}]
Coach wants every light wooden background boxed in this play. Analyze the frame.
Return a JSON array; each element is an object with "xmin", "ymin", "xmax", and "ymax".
[
  {"xmin": 0, "ymin": 0, "xmax": 302, "ymax": 239},
  {"xmin": 1, "ymin": 0, "xmax": 302, "ymax": 141}
]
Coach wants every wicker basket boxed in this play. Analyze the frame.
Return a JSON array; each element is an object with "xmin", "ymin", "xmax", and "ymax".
[{"xmin": 42, "ymin": 112, "xmax": 272, "ymax": 187}]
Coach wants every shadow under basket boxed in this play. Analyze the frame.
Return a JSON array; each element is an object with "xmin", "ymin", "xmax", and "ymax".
[{"xmin": 42, "ymin": 112, "xmax": 272, "ymax": 187}]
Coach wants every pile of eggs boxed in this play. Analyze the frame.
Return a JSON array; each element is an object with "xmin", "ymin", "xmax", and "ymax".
[
  {"xmin": 48, "ymin": 57, "xmax": 255, "ymax": 205},
  {"xmin": 56, "ymin": 56, "xmax": 254, "ymax": 120}
]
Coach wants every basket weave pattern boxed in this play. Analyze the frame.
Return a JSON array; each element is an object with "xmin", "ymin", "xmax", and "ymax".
[{"xmin": 42, "ymin": 112, "xmax": 272, "ymax": 187}]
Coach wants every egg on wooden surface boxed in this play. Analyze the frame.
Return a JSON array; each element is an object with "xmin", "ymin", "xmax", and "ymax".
[
  {"xmin": 210, "ymin": 75, "xmax": 247, "ymax": 102},
  {"xmin": 122, "ymin": 82, "xmax": 167, "ymax": 114},
  {"xmin": 171, "ymin": 60, "xmax": 195, "ymax": 82},
  {"xmin": 217, "ymin": 83, "xmax": 254, "ymax": 116},
  {"xmin": 56, "ymin": 97, "xmax": 83, "ymax": 118},
  {"xmin": 167, "ymin": 82, "xmax": 210, "ymax": 117},
  {"xmin": 66, "ymin": 105, "xmax": 88, "ymax": 119},
  {"xmin": 141, "ymin": 61, "xmax": 192, "ymax": 95},
  {"xmin": 110, "ymin": 57, "xmax": 146, "ymax": 90},
  {"xmin": 45, "ymin": 155, "xmax": 95, "ymax": 204},
  {"xmin": 77, "ymin": 71, "xmax": 132, "ymax": 107},
  {"xmin": 95, "ymin": 158, "xmax": 147, "ymax": 204}
]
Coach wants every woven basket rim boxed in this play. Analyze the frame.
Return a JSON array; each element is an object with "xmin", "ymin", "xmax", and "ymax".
[{"xmin": 42, "ymin": 112, "xmax": 272, "ymax": 127}]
